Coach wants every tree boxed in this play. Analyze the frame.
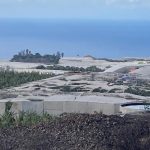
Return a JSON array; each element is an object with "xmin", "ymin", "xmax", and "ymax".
[
  {"xmin": 56, "ymin": 51, "xmax": 61, "ymax": 59},
  {"xmin": 61, "ymin": 52, "xmax": 64, "ymax": 58},
  {"xmin": 11, "ymin": 50, "xmax": 62, "ymax": 64},
  {"xmin": 25, "ymin": 49, "xmax": 30, "ymax": 55},
  {"xmin": 35, "ymin": 53, "xmax": 41, "ymax": 58}
]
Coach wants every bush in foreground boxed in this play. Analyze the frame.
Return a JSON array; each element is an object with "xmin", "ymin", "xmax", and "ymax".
[
  {"xmin": 0, "ymin": 112, "xmax": 149, "ymax": 150},
  {"xmin": 0, "ymin": 102, "xmax": 54, "ymax": 127}
]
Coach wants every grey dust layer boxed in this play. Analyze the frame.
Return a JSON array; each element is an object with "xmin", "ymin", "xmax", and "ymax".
[{"xmin": 0, "ymin": 56, "xmax": 150, "ymax": 116}]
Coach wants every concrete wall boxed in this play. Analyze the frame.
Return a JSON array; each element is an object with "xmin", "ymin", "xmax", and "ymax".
[
  {"xmin": 0, "ymin": 94, "xmax": 128, "ymax": 116},
  {"xmin": 0, "ymin": 100, "xmax": 44, "ymax": 115},
  {"xmin": 0, "ymin": 101, "xmax": 6, "ymax": 115},
  {"xmin": 0, "ymin": 100, "xmax": 121, "ymax": 116}
]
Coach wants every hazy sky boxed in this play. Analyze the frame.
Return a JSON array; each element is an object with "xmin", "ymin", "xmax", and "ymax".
[{"xmin": 0, "ymin": 0, "xmax": 150, "ymax": 20}]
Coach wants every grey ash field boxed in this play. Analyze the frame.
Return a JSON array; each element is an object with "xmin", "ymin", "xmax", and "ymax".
[
  {"xmin": 0, "ymin": 113, "xmax": 150, "ymax": 150},
  {"xmin": 0, "ymin": 56, "xmax": 150, "ymax": 150},
  {"xmin": 1, "ymin": 57, "xmax": 150, "ymax": 106}
]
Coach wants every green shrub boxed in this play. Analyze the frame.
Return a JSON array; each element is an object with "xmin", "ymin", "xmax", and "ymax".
[
  {"xmin": 16, "ymin": 112, "xmax": 52, "ymax": 126},
  {"xmin": 37, "ymin": 65, "xmax": 104, "ymax": 72},
  {"xmin": 0, "ymin": 106, "xmax": 54, "ymax": 127},
  {"xmin": 92, "ymin": 87, "xmax": 108, "ymax": 93},
  {"xmin": 125, "ymin": 87, "xmax": 150, "ymax": 96},
  {"xmin": 36, "ymin": 65, "xmax": 46, "ymax": 69},
  {"xmin": 0, "ymin": 101, "xmax": 15, "ymax": 127},
  {"xmin": 0, "ymin": 70, "xmax": 54, "ymax": 89}
]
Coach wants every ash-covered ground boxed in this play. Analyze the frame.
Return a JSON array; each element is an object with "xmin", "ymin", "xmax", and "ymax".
[{"xmin": 0, "ymin": 113, "xmax": 150, "ymax": 150}]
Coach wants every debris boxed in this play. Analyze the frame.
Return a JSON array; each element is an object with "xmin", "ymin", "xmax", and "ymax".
[{"xmin": 0, "ymin": 113, "xmax": 149, "ymax": 150}]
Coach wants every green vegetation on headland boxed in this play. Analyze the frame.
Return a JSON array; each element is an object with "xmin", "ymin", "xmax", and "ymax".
[
  {"xmin": 0, "ymin": 70, "xmax": 54, "ymax": 89},
  {"xmin": 11, "ymin": 49, "xmax": 64, "ymax": 64},
  {"xmin": 36, "ymin": 65, "xmax": 104, "ymax": 72}
]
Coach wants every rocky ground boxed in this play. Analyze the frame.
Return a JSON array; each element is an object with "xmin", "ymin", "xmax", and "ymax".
[{"xmin": 0, "ymin": 113, "xmax": 150, "ymax": 150}]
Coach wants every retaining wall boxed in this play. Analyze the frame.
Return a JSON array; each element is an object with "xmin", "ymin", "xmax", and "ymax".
[{"xmin": 0, "ymin": 98, "xmax": 121, "ymax": 116}]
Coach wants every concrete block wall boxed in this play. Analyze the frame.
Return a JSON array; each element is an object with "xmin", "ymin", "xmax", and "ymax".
[
  {"xmin": 44, "ymin": 101, "xmax": 63, "ymax": 115},
  {"xmin": 0, "ymin": 101, "xmax": 6, "ymax": 115},
  {"xmin": 0, "ymin": 100, "xmax": 44, "ymax": 116},
  {"xmin": 0, "ymin": 99, "xmax": 121, "ymax": 116},
  {"xmin": 44, "ymin": 101, "xmax": 120, "ymax": 115},
  {"xmin": 22, "ymin": 101, "xmax": 44, "ymax": 114}
]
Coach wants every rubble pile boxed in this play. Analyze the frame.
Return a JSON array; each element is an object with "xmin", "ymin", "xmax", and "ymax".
[{"xmin": 0, "ymin": 113, "xmax": 150, "ymax": 150}]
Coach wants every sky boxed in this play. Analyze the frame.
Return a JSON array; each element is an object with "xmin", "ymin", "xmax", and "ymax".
[{"xmin": 0, "ymin": 0, "xmax": 150, "ymax": 20}]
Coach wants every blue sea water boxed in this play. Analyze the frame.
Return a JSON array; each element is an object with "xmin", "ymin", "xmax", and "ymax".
[{"xmin": 0, "ymin": 19, "xmax": 150, "ymax": 59}]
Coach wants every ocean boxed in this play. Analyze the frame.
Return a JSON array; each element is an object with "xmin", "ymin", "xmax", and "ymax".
[{"xmin": 0, "ymin": 19, "xmax": 150, "ymax": 59}]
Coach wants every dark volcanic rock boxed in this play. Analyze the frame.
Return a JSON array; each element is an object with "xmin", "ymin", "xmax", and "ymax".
[{"xmin": 0, "ymin": 113, "xmax": 150, "ymax": 150}]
